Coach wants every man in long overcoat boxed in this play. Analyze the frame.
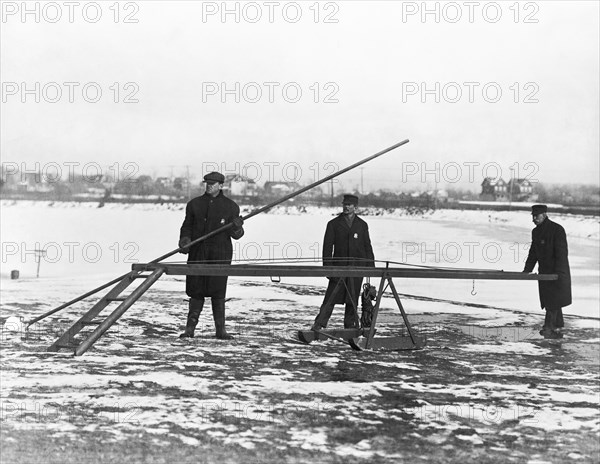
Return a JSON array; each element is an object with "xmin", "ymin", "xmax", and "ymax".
[
  {"xmin": 312, "ymin": 194, "xmax": 375, "ymax": 330},
  {"xmin": 523, "ymin": 204, "xmax": 572, "ymax": 338},
  {"xmin": 178, "ymin": 171, "xmax": 244, "ymax": 339}
]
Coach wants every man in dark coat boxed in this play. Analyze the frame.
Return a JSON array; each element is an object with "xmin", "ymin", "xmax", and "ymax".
[
  {"xmin": 523, "ymin": 204, "xmax": 572, "ymax": 339},
  {"xmin": 312, "ymin": 194, "xmax": 375, "ymax": 330},
  {"xmin": 178, "ymin": 171, "xmax": 244, "ymax": 339}
]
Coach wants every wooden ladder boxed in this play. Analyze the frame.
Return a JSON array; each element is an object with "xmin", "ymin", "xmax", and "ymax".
[{"xmin": 47, "ymin": 268, "xmax": 164, "ymax": 356}]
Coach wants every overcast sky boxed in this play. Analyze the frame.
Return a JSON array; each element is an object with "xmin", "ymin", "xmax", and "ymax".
[{"xmin": 1, "ymin": 1, "xmax": 598, "ymax": 192}]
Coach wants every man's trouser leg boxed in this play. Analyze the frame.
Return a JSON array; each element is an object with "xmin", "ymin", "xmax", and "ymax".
[
  {"xmin": 212, "ymin": 298, "xmax": 233, "ymax": 340},
  {"xmin": 344, "ymin": 303, "xmax": 359, "ymax": 329},
  {"xmin": 179, "ymin": 297, "xmax": 204, "ymax": 338},
  {"xmin": 312, "ymin": 302, "xmax": 336, "ymax": 330},
  {"xmin": 312, "ymin": 278, "xmax": 344, "ymax": 330},
  {"xmin": 343, "ymin": 278, "xmax": 360, "ymax": 329}
]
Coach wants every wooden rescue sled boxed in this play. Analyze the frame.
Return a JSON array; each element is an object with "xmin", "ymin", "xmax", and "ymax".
[{"xmin": 43, "ymin": 262, "xmax": 555, "ymax": 355}]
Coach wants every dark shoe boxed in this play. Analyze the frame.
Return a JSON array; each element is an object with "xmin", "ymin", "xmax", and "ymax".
[
  {"xmin": 179, "ymin": 298, "xmax": 204, "ymax": 338},
  {"xmin": 212, "ymin": 298, "xmax": 233, "ymax": 340},
  {"xmin": 541, "ymin": 329, "xmax": 563, "ymax": 339}
]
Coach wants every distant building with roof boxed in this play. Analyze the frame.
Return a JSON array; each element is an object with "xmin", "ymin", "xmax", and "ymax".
[
  {"xmin": 224, "ymin": 174, "xmax": 258, "ymax": 197},
  {"xmin": 480, "ymin": 177, "xmax": 508, "ymax": 201}
]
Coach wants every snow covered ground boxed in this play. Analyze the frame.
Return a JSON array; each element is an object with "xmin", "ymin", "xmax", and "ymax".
[{"xmin": 1, "ymin": 200, "xmax": 599, "ymax": 463}]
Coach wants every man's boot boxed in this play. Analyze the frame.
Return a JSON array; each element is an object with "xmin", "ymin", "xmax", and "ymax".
[
  {"xmin": 556, "ymin": 307, "xmax": 564, "ymax": 328},
  {"xmin": 212, "ymin": 298, "xmax": 233, "ymax": 340},
  {"xmin": 179, "ymin": 298, "xmax": 204, "ymax": 338},
  {"xmin": 541, "ymin": 306, "xmax": 563, "ymax": 339},
  {"xmin": 540, "ymin": 309, "xmax": 552, "ymax": 335}
]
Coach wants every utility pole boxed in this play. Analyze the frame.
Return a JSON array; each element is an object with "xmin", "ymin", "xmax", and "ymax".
[
  {"xmin": 360, "ymin": 167, "xmax": 364, "ymax": 194},
  {"xmin": 508, "ymin": 167, "xmax": 514, "ymax": 210},
  {"xmin": 330, "ymin": 178, "xmax": 334, "ymax": 206},
  {"xmin": 185, "ymin": 165, "xmax": 191, "ymax": 201},
  {"xmin": 34, "ymin": 249, "xmax": 47, "ymax": 278}
]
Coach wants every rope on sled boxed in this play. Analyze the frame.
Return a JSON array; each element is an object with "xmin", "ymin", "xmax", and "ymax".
[{"xmin": 360, "ymin": 277, "xmax": 377, "ymax": 328}]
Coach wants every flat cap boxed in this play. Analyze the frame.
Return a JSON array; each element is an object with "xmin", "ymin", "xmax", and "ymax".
[
  {"xmin": 531, "ymin": 204, "xmax": 547, "ymax": 215},
  {"xmin": 342, "ymin": 194, "xmax": 359, "ymax": 205},
  {"xmin": 203, "ymin": 171, "xmax": 225, "ymax": 183}
]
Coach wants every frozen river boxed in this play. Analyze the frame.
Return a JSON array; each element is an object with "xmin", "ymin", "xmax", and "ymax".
[{"xmin": 1, "ymin": 201, "xmax": 598, "ymax": 320}]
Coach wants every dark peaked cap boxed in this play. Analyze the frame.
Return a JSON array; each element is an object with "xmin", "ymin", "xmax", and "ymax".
[
  {"xmin": 531, "ymin": 204, "xmax": 548, "ymax": 215},
  {"xmin": 204, "ymin": 172, "xmax": 225, "ymax": 183},
  {"xmin": 342, "ymin": 194, "xmax": 359, "ymax": 205}
]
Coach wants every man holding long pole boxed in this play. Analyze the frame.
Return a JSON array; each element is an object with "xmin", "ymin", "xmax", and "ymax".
[
  {"xmin": 27, "ymin": 140, "xmax": 409, "ymax": 334},
  {"xmin": 178, "ymin": 171, "xmax": 245, "ymax": 339}
]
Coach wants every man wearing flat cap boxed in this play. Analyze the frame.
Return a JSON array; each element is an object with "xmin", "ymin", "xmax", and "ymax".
[
  {"xmin": 178, "ymin": 171, "xmax": 245, "ymax": 339},
  {"xmin": 312, "ymin": 194, "xmax": 375, "ymax": 330},
  {"xmin": 523, "ymin": 204, "xmax": 572, "ymax": 339}
]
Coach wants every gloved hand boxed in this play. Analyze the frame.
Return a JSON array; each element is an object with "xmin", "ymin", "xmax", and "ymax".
[
  {"xmin": 232, "ymin": 216, "xmax": 244, "ymax": 231},
  {"xmin": 178, "ymin": 237, "xmax": 192, "ymax": 254}
]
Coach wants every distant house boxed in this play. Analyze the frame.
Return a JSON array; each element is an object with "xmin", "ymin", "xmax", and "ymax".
[
  {"xmin": 428, "ymin": 189, "xmax": 449, "ymax": 204},
  {"xmin": 507, "ymin": 178, "xmax": 536, "ymax": 202},
  {"xmin": 15, "ymin": 172, "xmax": 54, "ymax": 193},
  {"xmin": 224, "ymin": 174, "xmax": 257, "ymax": 197},
  {"xmin": 480, "ymin": 177, "xmax": 508, "ymax": 201},
  {"xmin": 156, "ymin": 177, "xmax": 173, "ymax": 189},
  {"xmin": 173, "ymin": 177, "xmax": 190, "ymax": 192},
  {"xmin": 264, "ymin": 181, "xmax": 300, "ymax": 196}
]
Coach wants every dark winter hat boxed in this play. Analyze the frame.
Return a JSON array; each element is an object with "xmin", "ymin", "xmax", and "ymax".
[
  {"xmin": 203, "ymin": 171, "xmax": 225, "ymax": 184},
  {"xmin": 342, "ymin": 194, "xmax": 359, "ymax": 205},
  {"xmin": 531, "ymin": 204, "xmax": 547, "ymax": 215}
]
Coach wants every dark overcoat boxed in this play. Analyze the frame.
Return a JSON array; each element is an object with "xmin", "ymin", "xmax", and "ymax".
[
  {"xmin": 523, "ymin": 218, "xmax": 572, "ymax": 309},
  {"xmin": 322, "ymin": 214, "xmax": 375, "ymax": 305},
  {"xmin": 180, "ymin": 191, "xmax": 244, "ymax": 299}
]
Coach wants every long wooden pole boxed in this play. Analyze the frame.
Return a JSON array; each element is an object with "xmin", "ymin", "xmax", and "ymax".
[
  {"xmin": 27, "ymin": 139, "xmax": 410, "ymax": 327},
  {"xmin": 154, "ymin": 139, "xmax": 410, "ymax": 262}
]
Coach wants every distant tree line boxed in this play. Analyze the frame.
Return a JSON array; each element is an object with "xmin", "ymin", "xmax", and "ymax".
[{"xmin": 1, "ymin": 171, "xmax": 598, "ymax": 208}]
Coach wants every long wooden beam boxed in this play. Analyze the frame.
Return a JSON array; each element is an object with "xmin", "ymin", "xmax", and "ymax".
[{"xmin": 131, "ymin": 263, "xmax": 556, "ymax": 280}]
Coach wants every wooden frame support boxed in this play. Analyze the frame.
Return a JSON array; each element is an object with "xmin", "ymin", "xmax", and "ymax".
[
  {"xmin": 47, "ymin": 268, "xmax": 164, "ymax": 356},
  {"xmin": 44, "ymin": 262, "xmax": 554, "ymax": 356},
  {"xmin": 350, "ymin": 274, "xmax": 427, "ymax": 351},
  {"xmin": 129, "ymin": 262, "xmax": 554, "ymax": 353}
]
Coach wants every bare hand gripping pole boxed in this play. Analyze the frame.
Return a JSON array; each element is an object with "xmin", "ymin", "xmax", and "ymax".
[{"xmin": 27, "ymin": 139, "xmax": 410, "ymax": 327}]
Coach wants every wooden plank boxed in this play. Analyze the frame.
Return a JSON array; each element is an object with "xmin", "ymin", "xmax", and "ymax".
[
  {"xmin": 132, "ymin": 264, "xmax": 557, "ymax": 281},
  {"xmin": 365, "ymin": 277, "xmax": 388, "ymax": 349},
  {"xmin": 47, "ymin": 272, "xmax": 138, "ymax": 352},
  {"xmin": 350, "ymin": 335, "xmax": 427, "ymax": 351},
  {"xmin": 74, "ymin": 268, "xmax": 164, "ymax": 356},
  {"xmin": 297, "ymin": 328, "xmax": 366, "ymax": 344}
]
